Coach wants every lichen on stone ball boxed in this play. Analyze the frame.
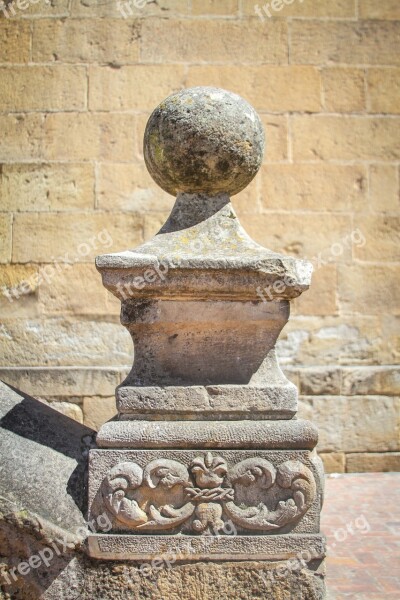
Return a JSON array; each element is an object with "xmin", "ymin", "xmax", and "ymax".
[{"xmin": 143, "ymin": 87, "xmax": 265, "ymax": 197}]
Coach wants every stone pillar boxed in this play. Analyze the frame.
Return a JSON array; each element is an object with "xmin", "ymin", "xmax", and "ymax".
[{"xmin": 88, "ymin": 87, "xmax": 326, "ymax": 598}]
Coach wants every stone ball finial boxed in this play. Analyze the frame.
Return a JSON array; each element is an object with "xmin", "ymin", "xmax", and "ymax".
[{"xmin": 143, "ymin": 87, "xmax": 264, "ymax": 197}]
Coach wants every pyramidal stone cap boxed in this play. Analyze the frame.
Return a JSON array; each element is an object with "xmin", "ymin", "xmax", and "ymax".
[{"xmin": 96, "ymin": 87, "xmax": 313, "ymax": 301}]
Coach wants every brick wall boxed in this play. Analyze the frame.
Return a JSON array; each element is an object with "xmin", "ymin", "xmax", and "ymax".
[{"xmin": 0, "ymin": 0, "xmax": 399, "ymax": 473}]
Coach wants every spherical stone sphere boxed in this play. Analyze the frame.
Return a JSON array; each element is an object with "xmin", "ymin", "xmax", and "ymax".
[{"xmin": 143, "ymin": 87, "xmax": 265, "ymax": 197}]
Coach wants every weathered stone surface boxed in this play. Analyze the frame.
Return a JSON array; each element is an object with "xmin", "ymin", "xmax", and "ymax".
[
  {"xmin": 0, "ymin": 367, "xmax": 124, "ymax": 396},
  {"xmin": 45, "ymin": 399, "xmax": 84, "ymax": 424},
  {"xmin": 0, "ymin": 66, "xmax": 87, "ymax": 112},
  {"xmin": 117, "ymin": 382, "xmax": 298, "ymax": 419},
  {"xmin": 96, "ymin": 419, "xmax": 318, "ymax": 449},
  {"xmin": 368, "ymin": 68, "xmax": 400, "ymax": 114},
  {"xmin": 185, "ymin": 66, "xmax": 321, "ymax": 113},
  {"xmin": 32, "ymin": 19, "xmax": 140, "ymax": 63},
  {"xmin": 88, "ymin": 449, "xmax": 323, "ymax": 537},
  {"xmin": 144, "ymin": 88, "xmax": 264, "ymax": 197},
  {"xmin": 0, "ymin": 381, "xmax": 92, "ymax": 533},
  {"xmin": 278, "ymin": 315, "xmax": 390, "ymax": 366},
  {"xmin": 290, "ymin": 20, "xmax": 400, "ymax": 66},
  {"xmin": 0, "ymin": 163, "xmax": 94, "ymax": 212},
  {"xmin": 292, "ymin": 116, "xmax": 400, "ymax": 161},
  {"xmin": 341, "ymin": 366, "xmax": 400, "ymax": 396},
  {"xmin": 140, "ymin": 19, "xmax": 288, "ymax": 64},
  {"xmin": 83, "ymin": 397, "xmax": 117, "ymax": 431},
  {"xmin": 13, "ymin": 211, "xmax": 143, "ymax": 263},
  {"xmin": 97, "ymin": 196, "xmax": 312, "ymax": 301},
  {"xmin": 299, "ymin": 368, "xmax": 341, "ymax": 396},
  {"xmin": 119, "ymin": 302, "xmax": 291, "ymax": 386},
  {"xmin": 0, "ymin": 214, "xmax": 12, "ymax": 264},
  {"xmin": 89, "ymin": 65, "xmax": 185, "ymax": 111},
  {"xmin": 88, "ymin": 533, "xmax": 326, "ymax": 561},
  {"xmin": 319, "ymin": 453, "xmax": 345, "ymax": 474},
  {"xmin": 346, "ymin": 452, "xmax": 400, "ymax": 473},
  {"xmin": 97, "ymin": 162, "xmax": 175, "ymax": 213},
  {"xmin": 0, "ymin": 319, "xmax": 132, "ymax": 367},
  {"xmin": 322, "ymin": 68, "xmax": 365, "ymax": 113},
  {"xmin": 299, "ymin": 396, "xmax": 400, "ymax": 453}
]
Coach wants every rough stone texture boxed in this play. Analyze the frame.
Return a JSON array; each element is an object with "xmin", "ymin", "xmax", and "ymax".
[
  {"xmin": 144, "ymin": 88, "xmax": 264, "ymax": 196},
  {"xmin": 0, "ymin": 381, "xmax": 91, "ymax": 534},
  {"xmin": 96, "ymin": 419, "xmax": 319, "ymax": 449},
  {"xmin": 0, "ymin": 0, "xmax": 398, "ymax": 484},
  {"xmin": 0, "ymin": 163, "xmax": 94, "ymax": 212},
  {"xmin": 83, "ymin": 396, "xmax": 117, "ymax": 431},
  {"xmin": 318, "ymin": 453, "xmax": 346, "ymax": 474},
  {"xmin": 346, "ymin": 452, "xmax": 400, "ymax": 472},
  {"xmin": 0, "ymin": 381, "xmax": 325, "ymax": 600}
]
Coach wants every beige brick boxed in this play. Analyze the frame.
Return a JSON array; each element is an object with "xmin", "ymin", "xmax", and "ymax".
[
  {"xmin": 0, "ymin": 264, "xmax": 38, "ymax": 295},
  {"xmin": 89, "ymin": 65, "xmax": 184, "ymax": 111},
  {"xmin": 353, "ymin": 215, "xmax": 400, "ymax": 261},
  {"xmin": 97, "ymin": 163, "xmax": 174, "ymax": 213},
  {"xmin": 191, "ymin": 0, "xmax": 238, "ymax": 15},
  {"xmin": 319, "ymin": 453, "xmax": 345, "ymax": 474},
  {"xmin": 12, "ymin": 212, "xmax": 143, "ymax": 263},
  {"xmin": 368, "ymin": 68, "xmax": 400, "ymax": 114},
  {"xmin": 369, "ymin": 164, "xmax": 399, "ymax": 212},
  {"xmin": 140, "ymin": 19, "xmax": 287, "ymax": 64},
  {"xmin": 292, "ymin": 116, "xmax": 400, "ymax": 161},
  {"xmin": 261, "ymin": 116, "xmax": 288, "ymax": 162},
  {"xmin": 278, "ymin": 315, "xmax": 385, "ymax": 366},
  {"xmin": 71, "ymin": 0, "xmax": 188, "ymax": 18},
  {"xmin": 260, "ymin": 164, "xmax": 367, "ymax": 212},
  {"xmin": 338, "ymin": 264, "xmax": 400, "ymax": 315},
  {"xmin": 0, "ymin": 66, "xmax": 87, "ymax": 112},
  {"xmin": 143, "ymin": 213, "xmax": 168, "ymax": 241},
  {"xmin": 186, "ymin": 65, "xmax": 321, "ymax": 112},
  {"xmin": 42, "ymin": 113, "xmax": 136, "ymax": 161},
  {"xmin": 299, "ymin": 396, "xmax": 399, "ymax": 453},
  {"xmin": 0, "ymin": 214, "xmax": 12, "ymax": 263},
  {"xmin": 322, "ymin": 68, "xmax": 365, "ymax": 113},
  {"xmin": 359, "ymin": 0, "xmax": 400, "ymax": 20},
  {"xmin": 0, "ymin": 21, "xmax": 30, "ymax": 63},
  {"xmin": 38, "ymin": 263, "xmax": 111, "ymax": 316},
  {"xmin": 83, "ymin": 396, "xmax": 117, "ymax": 430},
  {"xmin": 341, "ymin": 366, "xmax": 400, "ymax": 396},
  {"xmin": 0, "ymin": 114, "xmax": 44, "ymax": 161},
  {"xmin": 0, "ymin": 367, "xmax": 122, "ymax": 396},
  {"xmin": 294, "ymin": 264, "xmax": 338, "ymax": 317},
  {"xmin": 243, "ymin": 0, "xmax": 355, "ymax": 18},
  {"xmin": 17, "ymin": 0, "xmax": 69, "ymax": 17},
  {"xmin": 32, "ymin": 19, "xmax": 140, "ymax": 64},
  {"xmin": 240, "ymin": 213, "xmax": 352, "ymax": 261},
  {"xmin": 0, "ymin": 273, "xmax": 40, "ymax": 320},
  {"xmin": 290, "ymin": 21, "xmax": 400, "ymax": 66},
  {"xmin": 299, "ymin": 367, "xmax": 341, "ymax": 395},
  {"xmin": 346, "ymin": 452, "xmax": 400, "ymax": 472},
  {"xmin": 0, "ymin": 319, "xmax": 132, "ymax": 367},
  {"xmin": 0, "ymin": 164, "xmax": 94, "ymax": 212},
  {"xmin": 46, "ymin": 400, "xmax": 83, "ymax": 424},
  {"xmin": 232, "ymin": 176, "xmax": 259, "ymax": 214}
]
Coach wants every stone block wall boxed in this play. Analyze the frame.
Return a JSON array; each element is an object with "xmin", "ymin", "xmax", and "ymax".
[{"xmin": 0, "ymin": 0, "xmax": 399, "ymax": 473}]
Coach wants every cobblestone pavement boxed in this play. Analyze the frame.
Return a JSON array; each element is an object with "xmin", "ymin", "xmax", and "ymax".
[{"xmin": 322, "ymin": 473, "xmax": 400, "ymax": 599}]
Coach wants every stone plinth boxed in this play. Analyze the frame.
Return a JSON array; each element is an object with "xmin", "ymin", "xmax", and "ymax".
[{"xmin": 87, "ymin": 87, "xmax": 326, "ymax": 597}]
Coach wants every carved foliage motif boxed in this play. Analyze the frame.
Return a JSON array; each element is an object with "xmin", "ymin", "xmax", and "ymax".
[{"xmin": 100, "ymin": 453, "xmax": 316, "ymax": 534}]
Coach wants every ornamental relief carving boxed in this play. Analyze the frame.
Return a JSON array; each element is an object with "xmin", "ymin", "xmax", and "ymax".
[{"xmin": 100, "ymin": 453, "xmax": 316, "ymax": 534}]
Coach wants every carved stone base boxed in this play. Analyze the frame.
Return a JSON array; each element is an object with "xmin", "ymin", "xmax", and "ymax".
[
  {"xmin": 88, "ymin": 449, "xmax": 324, "ymax": 552},
  {"xmin": 87, "ymin": 532, "xmax": 326, "ymax": 561}
]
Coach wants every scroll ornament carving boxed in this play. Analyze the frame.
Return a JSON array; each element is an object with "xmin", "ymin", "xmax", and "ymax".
[{"xmin": 100, "ymin": 453, "xmax": 316, "ymax": 533}]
